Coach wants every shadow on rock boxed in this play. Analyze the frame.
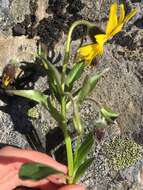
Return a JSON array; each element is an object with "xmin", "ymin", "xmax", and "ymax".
[
  {"xmin": 0, "ymin": 61, "xmax": 47, "ymax": 152},
  {"xmin": 45, "ymin": 127, "xmax": 67, "ymax": 165}
]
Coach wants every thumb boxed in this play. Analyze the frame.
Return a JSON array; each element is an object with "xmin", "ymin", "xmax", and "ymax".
[{"xmin": 58, "ymin": 184, "xmax": 85, "ymax": 190}]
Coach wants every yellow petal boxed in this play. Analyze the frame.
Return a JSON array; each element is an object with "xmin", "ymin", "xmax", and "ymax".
[
  {"xmin": 78, "ymin": 44, "xmax": 95, "ymax": 57},
  {"xmin": 2, "ymin": 77, "xmax": 10, "ymax": 87},
  {"xmin": 118, "ymin": 4, "xmax": 125, "ymax": 24},
  {"xmin": 106, "ymin": 2, "xmax": 118, "ymax": 35},
  {"xmin": 78, "ymin": 44, "xmax": 103, "ymax": 65},
  {"xmin": 107, "ymin": 23, "xmax": 123, "ymax": 39},
  {"xmin": 124, "ymin": 8, "xmax": 137, "ymax": 23},
  {"xmin": 95, "ymin": 34, "xmax": 107, "ymax": 46}
]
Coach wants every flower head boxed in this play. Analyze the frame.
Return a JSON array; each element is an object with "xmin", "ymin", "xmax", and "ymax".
[
  {"xmin": 77, "ymin": 43, "xmax": 103, "ymax": 65},
  {"xmin": 78, "ymin": 2, "xmax": 137, "ymax": 65},
  {"xmin": 95, "ymin": 2, "xmax": 137, "ymax": 46}
]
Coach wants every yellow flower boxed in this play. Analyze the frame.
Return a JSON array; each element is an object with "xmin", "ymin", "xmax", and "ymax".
[
  {"xmin": 78, "ymin": 2, "xmax": 137, "ymax": 65},
  {"xmin": 78, "ymin": 43, "xmax": 103, "ymax": 65},
  {"xmin": 95, "ymin": 2, "xmax": 137, "ymax": 47}
]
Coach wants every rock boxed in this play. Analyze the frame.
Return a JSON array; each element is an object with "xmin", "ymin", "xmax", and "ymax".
[
  {"xmin": 35, "ymin": 0, "xmax": 48, "ymax": 21},
  {"xmin": 10, "ymin": 0, "xmax": 31, "ymax": 23},
  {"xmin": 0, "ymin": 35, "xmax": 37, "ymax": 74},
  {"xmin": 0, "ymin": 0, "xmax": 143, "ymax": 189}
]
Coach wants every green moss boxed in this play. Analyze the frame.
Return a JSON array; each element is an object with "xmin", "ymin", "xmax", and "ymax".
[
  {"xmin": 102, "ymin": 138, "xmax": 143, "ymax": 171},
  {"xmin": 27, "ymin": 107, "xmax": 40, "ymax": 119}
]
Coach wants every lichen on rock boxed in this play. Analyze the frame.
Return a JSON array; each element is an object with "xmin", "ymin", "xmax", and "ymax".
[
  {"xmin": 102, "ymin": 138, "xmax": 143, "ymax": 171},
  {"xmin": 27, "ymin": 106, "xmax": 40, "ymax": 119}
]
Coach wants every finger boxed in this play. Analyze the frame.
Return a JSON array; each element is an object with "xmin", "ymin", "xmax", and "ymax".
[
  {"xmin": 58, "ymin": 185, "xmax": 86, "ymax": 190},
  {"xmin": 0, "ymin": 146, "xmax": 67, "ymax": 173},
  {"xmin": 0, "ymin": 147, "xmax": 67, "ymax": 188},
  {"xmin": 0, "ymin": 162, "xmax": 50, "ymax": 190},
  {"xmin": 36, "ymin": 182, "xmax": 60, "ymax": 190},
  {"xmin": 0, "ymin": 168, "xmax": 20, "ymax": 190},
  {"xmin": 0, "ymin": 157, "xmax": 66, "ymax": 185}
]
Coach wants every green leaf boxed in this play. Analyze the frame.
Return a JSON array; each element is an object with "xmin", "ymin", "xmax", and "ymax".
[
  {"xmin": 74, "ymin": 132, "xmax": 94, "ymax": 173},
  {"xmin": 39, "ymin": 56, "xmax": 62, "ymax": 95},
  {"xmin": 47, "ymin": 98, "xmax": 63, "ymax": 123},
  {"xmin": 77, "ymin": 68, "xmax": 109, "ymax": 104},
  {"xmin": 66, "ymin": 61, "xmax": 85, "ymax": 89},
  {"xmin": 66, "ymin": 89, "xmax": 80, "ymax": 110},
  {"xmin": 6, "ymin": 90, "xmax": 48, "ymax": 108},
  {"xmin": 77, "ymin": 75, "xmax": 90, "ymax": 103},
  {"xmin": 48, "ymin": 70, "xmax": 61, "ymax": 102},
  {"xmin": 19, "ymin": 162, "xmax": 63, "ymax": 181},
  {"xmin": 101, "ymin": 107, "xmax": 119, "ymax": 122},
  {"xmin": 77, "ymin": 74, "xmax": 101, "ymax": 104},
  {"xmin": 7, "ymin": 89, "xmax": 62, "ymax": 123},
  {"xmin": 70, "ymin": 98, "xmax": 83, "ymax": 135},
  {"xmin": 73, "ymin": 158, "xmax": 94, "ymax": 183},
  {"xmin": 73, "ymin": 113, "xmax": 83, "ymax": 135}
]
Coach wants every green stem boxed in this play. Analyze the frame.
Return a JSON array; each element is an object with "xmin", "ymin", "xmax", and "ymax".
[
  {"xmin": 60, "ymin": 20, "xmax": 96, "ymax": 184},
  {"xmin": 61, "ymin": 97, "xmax": 73, "ymax": 184},
  {"xmin": 64, "ymin": 92, "xmax": 83, "ymax": 135},
  {"xmin": 72, "ymin": 135, "xmax": 82, "ymax": 181},
  {"xmin": 61, "ymin": 20, "xmax": 96, "ymax": 91},
  {"xmin": 74, "ymin": 135, "xmax": 81, "ymax": 164},
  {"xmin": 65, "ymin": 133, "xmax": 74, "ymax": 184}
]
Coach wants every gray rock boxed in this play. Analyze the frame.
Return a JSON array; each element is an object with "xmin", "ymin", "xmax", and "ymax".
[
  {"xmin": 0, "ymin": 0, "xmax": 143, "ymax": 189},
  {"xmin": 10, "ymin": 0, "xmax": 31, "ymax": 23}
]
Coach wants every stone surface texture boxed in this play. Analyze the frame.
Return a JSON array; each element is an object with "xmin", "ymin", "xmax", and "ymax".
[{"xmin": 0, "ymin": 0, "xmax": 143, "ymax": 189}]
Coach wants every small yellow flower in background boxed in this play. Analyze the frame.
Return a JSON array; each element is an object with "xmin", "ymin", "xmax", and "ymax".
[{"xmin": 78, "ymin": 2, "xmax": 137, "ymax": 65}]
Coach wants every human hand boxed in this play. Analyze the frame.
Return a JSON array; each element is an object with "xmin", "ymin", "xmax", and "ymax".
[{"xmin": 0, "ymin": 146, "xmax": 85, "ymax": 190}]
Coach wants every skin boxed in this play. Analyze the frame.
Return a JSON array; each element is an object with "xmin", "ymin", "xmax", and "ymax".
[{"xmin": 0, "ymin": 146, "xmax": 85, "ymax": 190}]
